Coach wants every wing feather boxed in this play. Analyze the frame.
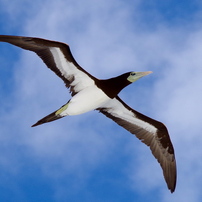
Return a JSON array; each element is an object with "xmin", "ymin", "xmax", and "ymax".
[
  {"xmin": 0, "ymin": 35, "xmax": 96, "ymax": 95},
  {"xmin": 97, "ymin": 96, "xmax": 176, "ymax": 192}
]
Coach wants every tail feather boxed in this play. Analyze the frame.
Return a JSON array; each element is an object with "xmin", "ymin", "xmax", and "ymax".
[{"xmin": 32, "ymin": 111, "xmax": 64, "ymax": 127}]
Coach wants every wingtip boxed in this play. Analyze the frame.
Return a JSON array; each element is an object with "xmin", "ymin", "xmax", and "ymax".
[
  {"xmin": 169, "ymin": 183, "xmax": 176, "ymax": 193},
  {"xmin": 170, "ymin": 186, "xmax": 176, "ymax": 193},
  {"xmin": 169, "ymin": 178, "xmax": 177, "ymax": 194}
]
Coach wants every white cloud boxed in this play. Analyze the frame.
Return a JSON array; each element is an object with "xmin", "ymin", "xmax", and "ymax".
[{"xmin": 1, "ymin": 0, "xmax": 202, "ymax": 201}]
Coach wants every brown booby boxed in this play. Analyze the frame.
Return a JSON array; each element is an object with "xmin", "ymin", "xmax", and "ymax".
[{"xmin": 0, "ymin": 35, "xmax": 176, "ymax": 192}]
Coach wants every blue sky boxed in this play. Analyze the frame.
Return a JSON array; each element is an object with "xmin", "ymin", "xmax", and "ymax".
[{"xmin": 0, "ymin": 0, "xmax": 202, "ymax": 201}]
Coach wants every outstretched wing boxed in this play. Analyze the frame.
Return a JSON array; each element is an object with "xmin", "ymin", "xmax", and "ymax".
[
  {"xmin": 97, "ymin": 96, "xmax": 176, "ymax": 193},
  {"xmin": 0, "ymin": 35, "xmax": 97, "ymax": 96}
]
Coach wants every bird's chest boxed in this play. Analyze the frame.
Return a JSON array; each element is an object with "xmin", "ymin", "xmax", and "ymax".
[{"xmin": 65, "ymin": 86, "xmax": 110, "ymax": 115}]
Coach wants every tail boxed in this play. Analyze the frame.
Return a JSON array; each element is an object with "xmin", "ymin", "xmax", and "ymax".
[
  {"xmin": 31, "ymin": 111, "xmax": 64, "ymax": 127},
  {"xmin": 32, "ymin": 102, "xmax": 69, "ymax": 127}
]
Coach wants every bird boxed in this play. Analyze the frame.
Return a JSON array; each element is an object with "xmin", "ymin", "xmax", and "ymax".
[{"xmin": 0, "ymin": 35, "xmax": 176, "ymax": 192}]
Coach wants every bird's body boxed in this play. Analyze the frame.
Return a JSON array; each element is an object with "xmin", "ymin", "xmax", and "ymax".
[
  {"xmin": 60, "ymin": 85, "xmax": 110, "ymax": 116},
  {"xmin": 0, "ymin": 35, "xmax": 177, "ymax": 193}
]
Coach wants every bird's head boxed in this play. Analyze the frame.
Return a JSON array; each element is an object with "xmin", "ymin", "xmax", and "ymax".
[{"xmin": 127, "ymin": 71, "xmax": 152, "ymax": 83}]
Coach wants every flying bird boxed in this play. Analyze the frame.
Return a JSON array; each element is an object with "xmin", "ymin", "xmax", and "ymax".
[{"xmin": 0, "ymin": 35, "xmax": 176, "ymax": 192}]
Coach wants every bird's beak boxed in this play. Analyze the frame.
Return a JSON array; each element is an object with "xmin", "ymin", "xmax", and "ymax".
[
  {"xmin": 127, "ymin": 71, "xmax": 152, "ymax": 82},
  {"xmin": 136, "ymin": 71, "xmax": 153, "ymax": 77}
]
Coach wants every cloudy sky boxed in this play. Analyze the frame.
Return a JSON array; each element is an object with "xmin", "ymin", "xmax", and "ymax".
[{"xmin": 0, "ymin": 0, "xmax": 202, "ymax": 201}]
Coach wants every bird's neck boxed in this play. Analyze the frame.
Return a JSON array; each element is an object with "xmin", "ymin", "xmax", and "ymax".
[{"xmin": 97, "ymin": 76, "xmax": 131, "ymax": 98}]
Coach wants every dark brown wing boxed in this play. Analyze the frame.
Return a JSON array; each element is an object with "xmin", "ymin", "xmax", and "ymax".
[
  {"xmin": 0, "ymin": 35, "xmax": 97, "ymax": 95},
  {"xmin": 97, "ymin": 96, "xmax": 177, "ymax": 193}
]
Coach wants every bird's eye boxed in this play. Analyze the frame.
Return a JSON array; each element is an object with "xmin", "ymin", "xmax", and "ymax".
[{"xmin": 131, "ymin": 72, "xmax": 136, "ymax": 76}]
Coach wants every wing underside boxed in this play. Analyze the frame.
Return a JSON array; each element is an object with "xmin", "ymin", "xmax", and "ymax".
[
  {"xmin": 97, "ymin": 96, "xmax": 176, "ymax": 192},
  {"xmin": 0, "ymin": 35, "xmax": 96, "ymax": 95}
]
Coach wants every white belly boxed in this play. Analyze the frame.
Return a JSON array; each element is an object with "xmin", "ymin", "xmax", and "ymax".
[{"xmin": 60, "ymin": 86, "xmax": 110, "ymax": 116}]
